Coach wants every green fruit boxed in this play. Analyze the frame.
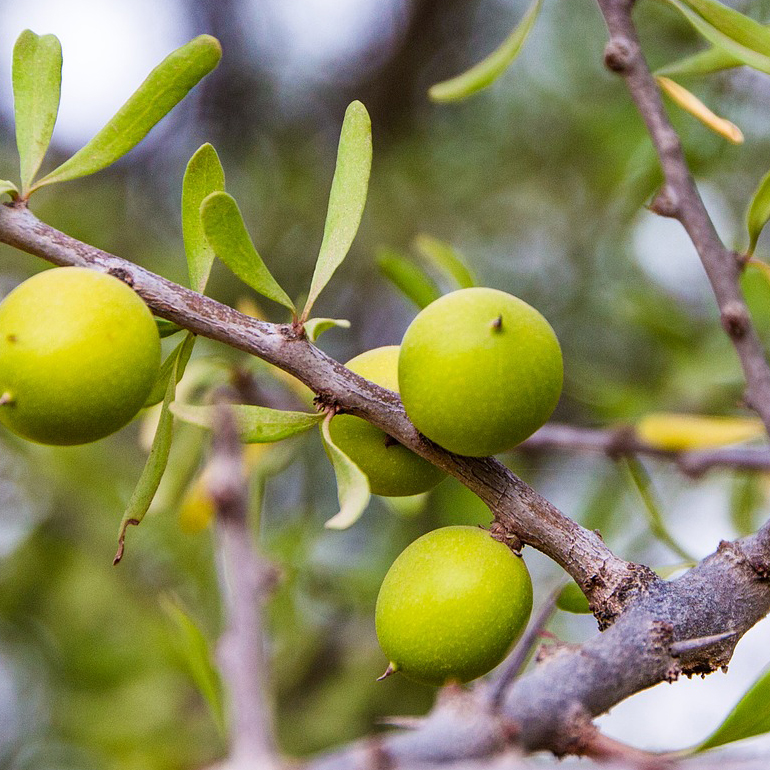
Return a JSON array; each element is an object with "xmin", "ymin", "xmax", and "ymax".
[
  {"xmin": 0, "ymin": 267, "xmax": 162, "ymax": 445},
  {"xmin": 398, "ymin": 287, "xmax": 563, "ymax": 457},
  {"xmin": 328, "ymin": 346, "xmax": 446, "ymax": 496},
  {"xmin": 375, "ymin": 525, "xmax": 532, "ymax": 686},
  {"xmin": 556, "ymin": 581, "xmax": 591, "ymax": 614}
]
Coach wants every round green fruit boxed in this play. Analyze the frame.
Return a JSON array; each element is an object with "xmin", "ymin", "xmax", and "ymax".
[
  {"xmin": 375, "ymin": 525, "xmax": 532, "ymax": 686},
  {"xmin": 328, "ymin": 346, "xmax": 446, "ymax": 496},
  {"xmin": 0, "ymin": 267, "xmax": 162, "ymax": 445},
  {"xmin": 398, "ymin": 287, "xmax": 563, "ymax": 457}
]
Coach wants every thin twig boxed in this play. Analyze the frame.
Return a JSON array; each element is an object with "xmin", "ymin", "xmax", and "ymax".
[
  {"xmin": 487, "ymin": 586, "xmax": 562, "ymax": 710},
  {"xmin": 210, "ymin": 402, "xmax": 280, "ymax": 770}
]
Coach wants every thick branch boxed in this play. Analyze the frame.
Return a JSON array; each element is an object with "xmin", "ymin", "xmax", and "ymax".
[
  {"xmin": 0, "ymin": 201, "xmax": 640, "ymax": 620},
  {"xmin": 596, "ymin": 0, "xmax": 770, "ymax": 434}
]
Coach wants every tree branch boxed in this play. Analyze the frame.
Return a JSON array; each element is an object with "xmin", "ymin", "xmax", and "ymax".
[
  {"xmin": 0, "ymin": 200, "xmax": 641, "ymax": 622},
  {"xmin": 595, "ymin": 0, "xmax": 770, "ymax": 435},
  {"xmin": 209, "ymin": 402, "xmax": 280, "ymax": 770}
]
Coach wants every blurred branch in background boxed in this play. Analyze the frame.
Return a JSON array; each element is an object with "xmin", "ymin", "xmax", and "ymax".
[{"xmin": 208, "ymin": 401, "xmax": 280, "ymax": 770}]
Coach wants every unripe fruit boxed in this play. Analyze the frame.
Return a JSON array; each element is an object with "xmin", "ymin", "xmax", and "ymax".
[
  {"xmin": 0, "ymin": 267, "xmax": 162, "ymax": 445},
  {"xmin": 327, "ymin": 346, "xmax": 446, "ymax": 496},
  {"xmin": 375, "ymin": 525, "xmax": 532, "ymax": 686},
  {"xmin": 398, "ymin": 287, "xmax": 562, "ymax": 457}
]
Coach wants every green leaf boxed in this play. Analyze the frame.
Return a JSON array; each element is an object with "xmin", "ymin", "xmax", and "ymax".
[
  {"xmin": 377, "ymin": 248, "xmax": 441, "ymax": 309},
  {"xmin": 556, "ymin": 581, "xmax": 591, "ymax": 614},
  {"xmin": 304, "ymin": 317, "xmax": 351, "ymax": 342},
  {"xmin": 302, "ymin": 101, "xmax": 372, "ymax": 321},
  {"xmin": 161, "ymin": 595, "xmax": 225, "ymax": 737},
  {"xmin": 656, "ymin": 45, "xmax": 743, "ymax": 77},
  {"xmin": 0, "ymin": 180, "xmax": 20, "ymax": 200},
  {"xmin": 33, "ymin": 35, "xmax": 221, "ymax": 190},
  {"xmin": 114, "ymin": 333, "xmax": 195, "ymax": 564},
  {"xmin": 171, "ymin": 402, "xmax": 322, "ymax": 443},
  {"xmin": 661, "ymin": 0, "xmax": 770, "ymax": 75},
  {"xmin": 697, "ymin": 664, "xmax": 770, "ymax": 751},
  {"xmin": 414, "ymin": 234, "xmax": 476, "ymax": 290},
  {"xmin": 143, "ymin": 339, "xmax": 195, "ymax": 408},
  {"xmin": 155, "ymin": 318, "xmax": 185, "ymax": 338},
  {"xmin": 428, "ymin": 0, "xmax": 542, "ymax": 102},
  {"xmin": 182, "ymin": 143, "xmax": 225, "ymax": 293},
  {"xmin": 200, "ymin": 191, "xmax": 296, "ymax": 314},
  {"xmin": 320, "ymin": 414, "xmax": 371, "ymax": 529},
  {"xmin": 12, "ymin": 30, "xmax": 62, "ymax": 192},
  {"xmin": 746, "ymin": 168, "xmax": 770, "ymax": 256}
]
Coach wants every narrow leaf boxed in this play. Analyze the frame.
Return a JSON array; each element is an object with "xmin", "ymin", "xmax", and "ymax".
[
  {"xmin": 697, "ymin": 664, "xmax": 770, "ymax": 751},
  {"xmin": 746, "ymin": 169, "xmax": 770, "ymax": 256},
  {"xmin": 302, "ymin": 101, "xmax": 372, "ymax": 321},
  {"xmin": 182, "ymin": 143, "xmax": 225, "ymax": 293},
  {"xmin": 34, "ymin": 35, "xmax": 222, "ymax": 190},
  {"xmin": 414, "ymin": 234, "xmax": 476, "ymax": 289},
  {"xmin": 161, "ymin": 596, "xmax": 226, "ymax": 736},
  {"xmin": 656, "ymin": 45, "xmax": 743, "ymax": 77},
  {"xmin": 144, "ymin": 339, "xmax": 195, "ymax": 408},
  {"xmin": 0, "ymin": 181, "xmax": 20, "ymax": 200},
  {"xmin": 171, "ymin": 402, "xmax": 321, "ymax": 443},
  {"xmin": 656, "ymin": 76, "xmax": 743, "ymax": 144},
  {"xmin": 200, "ymin": 191, "xmax": 295, "ymax": 313},
  {"xmin": 12, "ymin": 30, "xmax": 62, "ymax": 192},
  {"xmin": 155, "ymin": 318, "xmax": 184, "ymax": 338},
  {"xmin": 304, "ymin": 317, "xmax": 351, "ymax": 342},
  {"xmin": 556, "ymin": 581, "xmax": 591, "ymax": 614},
  {"xmin": 662, "ymin": 0, "xmax": 770, "ymax": 75},
  {"xmin": 377, "ymin": 248, "xmax": 441, "ymax": 309},
  {"xmin": 114, "ymin": 333, "xmax": 195, "ymax": 564},
  {"xmin": 428, "ymin": 0, "xmax": 542, "ymax": 102},
  {"xmin": 321, "ymin": 414, "xmax": 371, "ymax": 529},
  {"xmin": 636, "ymin": 412, "xmax": 764, "ymax": 451}
]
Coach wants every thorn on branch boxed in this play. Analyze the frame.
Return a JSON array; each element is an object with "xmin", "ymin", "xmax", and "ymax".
[
  {"xmin": 670, "ymin": 630, "xmax": 738, "ymax": 657},
  {"xmin": 604, "ymin": 37, "xmax": 634, "ymax": 72}
]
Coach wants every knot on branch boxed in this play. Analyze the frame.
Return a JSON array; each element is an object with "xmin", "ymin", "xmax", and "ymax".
[
  {"xmin": 720, "ymin": 301, "xmax": 750, "ymax": 339},
  {"xmin": 648, "ymin": 187, "xmax": 680, "ymax": 218},
  {"xmin": 107, "ymin": 266, "xmax": 135, "ymax": 287},
  {"xmin": 556, "ymin": 704, "xmax": 598, "ymax": 758},
  {"xmin": 592, "ymin": 562, "xmax": 659, "ymax": 629},
  {"xmin": 603, "ymin": 38, "xmax": 634, "ymax": 72}
]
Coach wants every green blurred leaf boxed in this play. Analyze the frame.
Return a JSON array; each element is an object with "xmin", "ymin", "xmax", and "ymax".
[
  {"xmin": 661, "ymin": 0, "xmax": 770, "ymax": 75},
  {"xmin": 182, "ymin": 143, "xmax": 225, "ymax": 293},
  {"xmin": 0, "ymin": 180, "xmax": 19, "ymax": 200},
  {"xmin": 377, "ymin": 248, "xmax": 441, "ymax": 309},
  {"xmin": 304, "ymin": 317, "xmax": 351, "ymax": 342},
  {"xmin": 34, "ymin": 35, "xmax": 221, "ymax": 190},
  {"xmin": 657, "ymin": 45, "xmax": 743, "ymax": 77},
  {"xmin": 556, "ymin": 581, "xmax": 591, "ymax": 614},
  {"xmin": 12, "ymin": 30, "xmax": 62, "ymax": 192},
  {"xmin": 698, "ymin": 664, "xmax": 770, "ymax": 751},
  {"xmin": 414, "ymin": 234, "xmax": 476, "ymax": 290},
  {"xmin": 741, "ymin": 261, "xmax": 770, "ymax": 341},
  {"xmin": 428, "ymin": 0, "xmax": 542, "ymax": 102},
  {"xmin": 171, "ymin": 403, "xmax": 322, "ymax": 443},
  {"xmin": 114, "ymin": 333, "xmax": 196, "ymax": 564},
  {"xmin": 746, "ymin": 169, "xmax": 770, "ymax": 256},
  {"xmin": 730, "ymin": 473, "xmax": 765, "ymax": 537},
  {"xmin": 320, "ymin": 414, "xmax": 371, "ymax": 529},
  {"xmin": 624, "ymin": 457, "xmax": 697, "ymax": 563},
  {"xmin": 200, "ymin": 190, "xmax": 296, "ymax": 314},
  {"xmin": 161, "ymin": 595, "xmax": 225, "ymax": 737},
  {"xmin": 302, "ymin": 101, "xmax": 372, "ymax": 320}
]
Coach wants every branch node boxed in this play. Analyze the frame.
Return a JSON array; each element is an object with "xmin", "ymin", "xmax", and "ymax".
[
  {"xmin": 107, "ymin": 266, "xmax": 134, "ymax": 287},
  {"xmin": 603, "ymin": 37, "xmax": 634, "ymax": 72},
  {"xmin": 720, "ymin": 301, "xmax": 750, "ymax": 339},
  {"xmin": 648, "ymin": 187, "xmax": 680, "ymax": 218}
]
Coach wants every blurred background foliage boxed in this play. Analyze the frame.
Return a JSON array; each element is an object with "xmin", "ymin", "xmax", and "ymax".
[{"xmin": 2, "ymin": 0, "xmax": 770, "ymax": 767}]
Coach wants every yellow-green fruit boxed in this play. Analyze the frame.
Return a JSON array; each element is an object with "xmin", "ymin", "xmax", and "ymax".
[
  {"xmin": 375, "ymin": 525, "xmax": 532, "ymax": 686},
  {"xmin": 0, "ymin": 267, "xmax": 161, "ymax": 445},
  {"xmin": 398, "ymin": 287, "xmax": 563, "ymax": 457},
  {"xmin": 328, "ymin": 346, "xmax": 445, "ymax": 496}
]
